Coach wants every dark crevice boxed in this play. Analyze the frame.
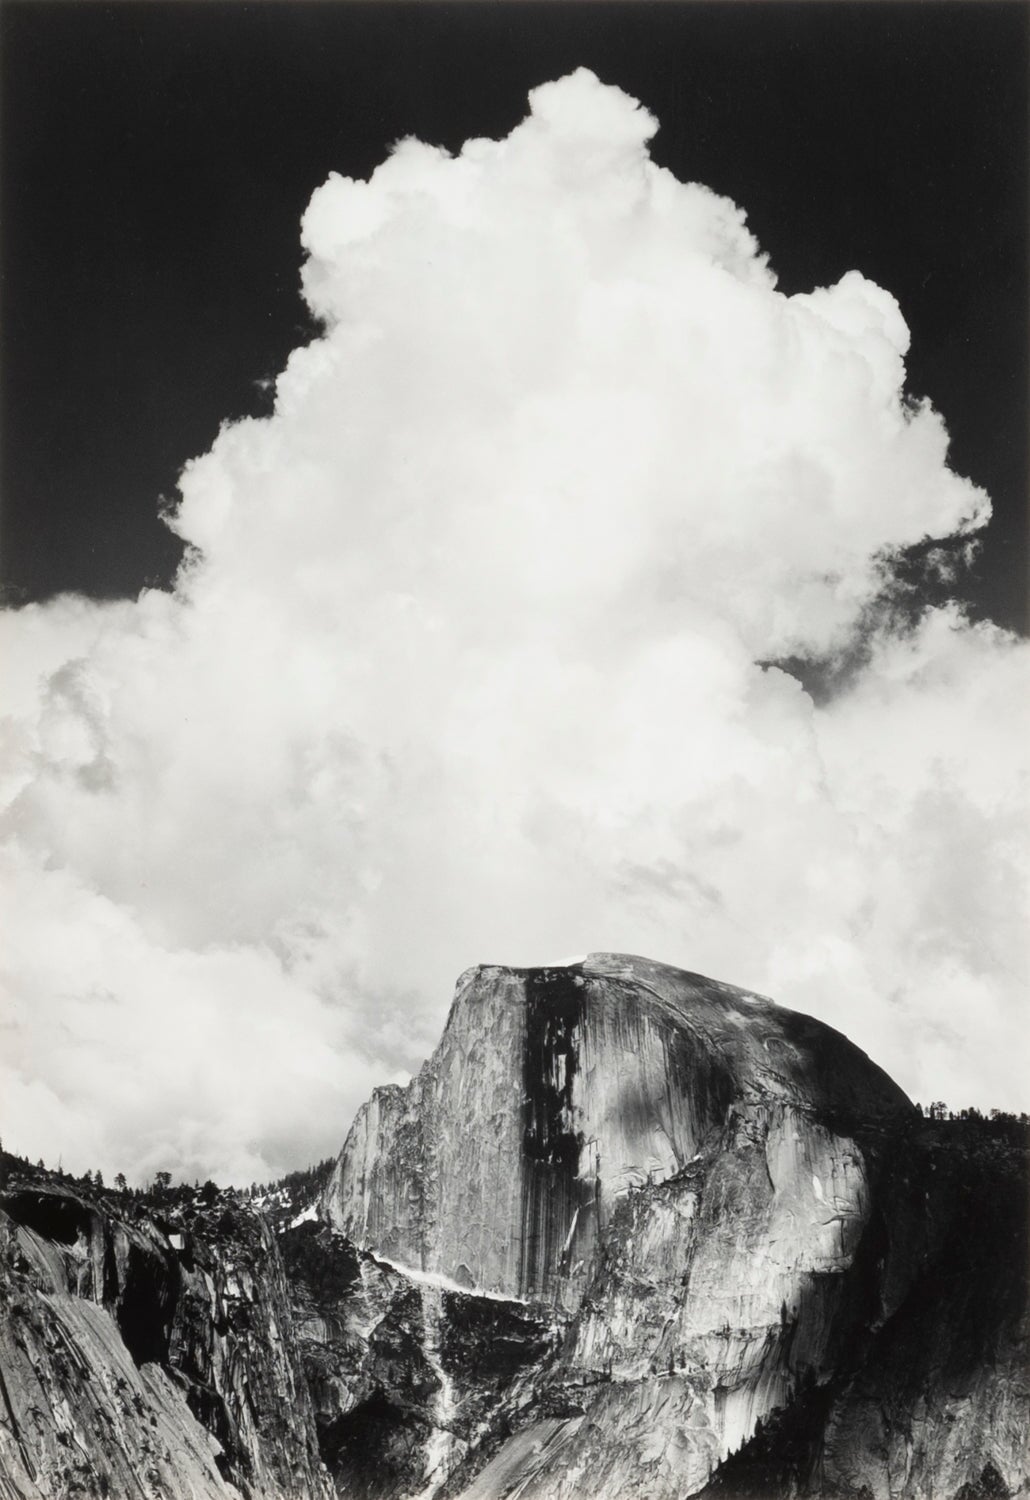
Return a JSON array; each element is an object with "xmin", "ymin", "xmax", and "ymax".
[
  {"xmin": 519, "ymin": 967, "xmax": 592, "ymax": 1301},
  {"xmin": 2, "ymin": 1190, "xmax": 92, "ymax": 1246},
  {"xmin": 115, "ymin": 1242, "xmax": 179, "ymax": 1367}
]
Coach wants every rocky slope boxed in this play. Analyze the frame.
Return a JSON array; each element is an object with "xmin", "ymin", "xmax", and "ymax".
[
  {"xmin": 282, "ymin": 1222, "xmax": 556, "ymax": 1498},
  {"xmin": 1, "ymin": 953, "xmax": 1027, "ymax": 1499},
  {"xmin": 0, "ymin": 1178, "xmax": 332, "ymax": 1499}
]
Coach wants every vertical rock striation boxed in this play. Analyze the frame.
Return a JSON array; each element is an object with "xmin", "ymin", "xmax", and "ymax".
[
  {"xmin": 323, "ymin": 954, "xmax": 908, "ymax": 1317},
  {"xmin": 3, "ymin": 953, "xmax": 1026, "ymax": 1499},
  {"xmin": 0, "ymin": 1183, "xmax": 332, "ymax": 1499},
  {"xmin": 324, "ymin": 953, "xmax": 1028, "ymax": 1500}
]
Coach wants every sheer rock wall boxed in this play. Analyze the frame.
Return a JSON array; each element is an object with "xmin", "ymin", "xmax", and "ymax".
[
  {"xmin": 325, "ymin": 954, "xmax": 1028, "ymax": 1500},
  {"xmin": 0, "ymin": 1186, "xmax": 331, "ymax": 1500},
  {"xmin": 2, "ymin": 954, "xmax": 1026, "ymax": 1500}
]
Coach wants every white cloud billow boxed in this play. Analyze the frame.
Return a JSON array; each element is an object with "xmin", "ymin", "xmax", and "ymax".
[{"xmin": 1, "ymin": 71, "xmax": 1025, "ymax": 1183}]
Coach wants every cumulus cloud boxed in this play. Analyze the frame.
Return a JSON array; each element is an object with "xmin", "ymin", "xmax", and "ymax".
[{"xmin": 1, "ymin": 70, "xmax": 1026, "ymax": 1183}]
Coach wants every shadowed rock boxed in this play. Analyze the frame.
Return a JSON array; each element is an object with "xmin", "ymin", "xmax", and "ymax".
[{"xmin": 2, "ymin": 955, "xmax": 1025, "ymax": 1500}]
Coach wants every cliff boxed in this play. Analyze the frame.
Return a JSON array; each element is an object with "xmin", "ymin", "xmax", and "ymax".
[
  {"xmin": 0, "ymin": 1178, "xmax": 332, "ymax": 1499},
  {"xmin": 324, "ymin": 954, "xmax": 1029, "ymax": 1500},
  {"xmin": 323, "ymin": 955, "xmax": 909, "ymax": 1308},
  {"xmin": 1, "ymin": 953, "xmax": 1026, "ymax": 1499}
]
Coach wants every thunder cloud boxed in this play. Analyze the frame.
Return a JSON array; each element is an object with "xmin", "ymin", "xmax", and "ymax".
[{"xmin": 2, "ymin": 72, "xmax": 1027, "ymax": 1184}]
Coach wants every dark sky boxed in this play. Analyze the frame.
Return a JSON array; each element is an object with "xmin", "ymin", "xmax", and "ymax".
[{"xmin": 2, "ymin": 0, "xmax": 1027, "ymax": 632}]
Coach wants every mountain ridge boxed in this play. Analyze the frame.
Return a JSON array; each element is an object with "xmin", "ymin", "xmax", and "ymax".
[{"xmin": 2, "ymin": 954, "xmax": 1027, "ymax": 1499}]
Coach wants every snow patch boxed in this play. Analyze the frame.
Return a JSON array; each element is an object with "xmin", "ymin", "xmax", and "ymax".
[
  {"xmin": 289, "ymin": 1203, "xmax": 319, "ymax": 1229},
  {"xmin": 369, "ymin": 1252, "xmax": 530, "ymax": 1305}
]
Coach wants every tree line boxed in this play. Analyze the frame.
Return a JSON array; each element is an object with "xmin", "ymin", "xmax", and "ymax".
[{"xmin": 0, "ymin": 1145, "xmax": 336, "ymax": 1204}]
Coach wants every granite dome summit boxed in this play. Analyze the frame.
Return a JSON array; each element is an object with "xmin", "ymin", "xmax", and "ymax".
[
  {"xmin": 324, "ymin": 952, "xmax": 910, "ymax": 1312},
  {"xmin": 7, "ymin": 954, "xmax": 1023, "ymax": 1499}
]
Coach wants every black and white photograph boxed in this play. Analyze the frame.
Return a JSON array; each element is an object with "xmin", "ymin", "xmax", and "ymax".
[{"xmin": 0, "ymin": 1, "xmax": 1027, "ymax": 1496}]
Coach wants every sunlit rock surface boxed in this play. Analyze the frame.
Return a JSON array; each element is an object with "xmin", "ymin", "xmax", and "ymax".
[
  {"xmin": 325, "ymin": 953, "xmax": 1028, "ymax": 1500},
  {"xmin": 324, "ymin": 954, "xmax": 907, "ymax": 1312},
  {"xmin": 2, "ymin": 953, "xmax": 1027, "ymax": 1499}
]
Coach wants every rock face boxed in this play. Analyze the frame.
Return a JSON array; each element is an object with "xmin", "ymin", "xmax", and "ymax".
[
  {"xmin": 2, "ymin": 953, "xmax": 1027, "ymax": 1500},
  {"xmin": 0, "ymin": 1183, "xmax": 332, "ymax": 1499},
  {"xmin": 323, "ymin": 956, "xmax": 907, "ymax": 1309},
  {"xmin": 324, "ymin": 954, "xmax": 1029, "ymax": 1500},
  {"xmin": 704, "ymin": 1110, "xmax": 1030, "ymax": 1500},
  {"xmin": 283, "ymin": 1223, "xmax": 556, "ymax": 1499}
]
